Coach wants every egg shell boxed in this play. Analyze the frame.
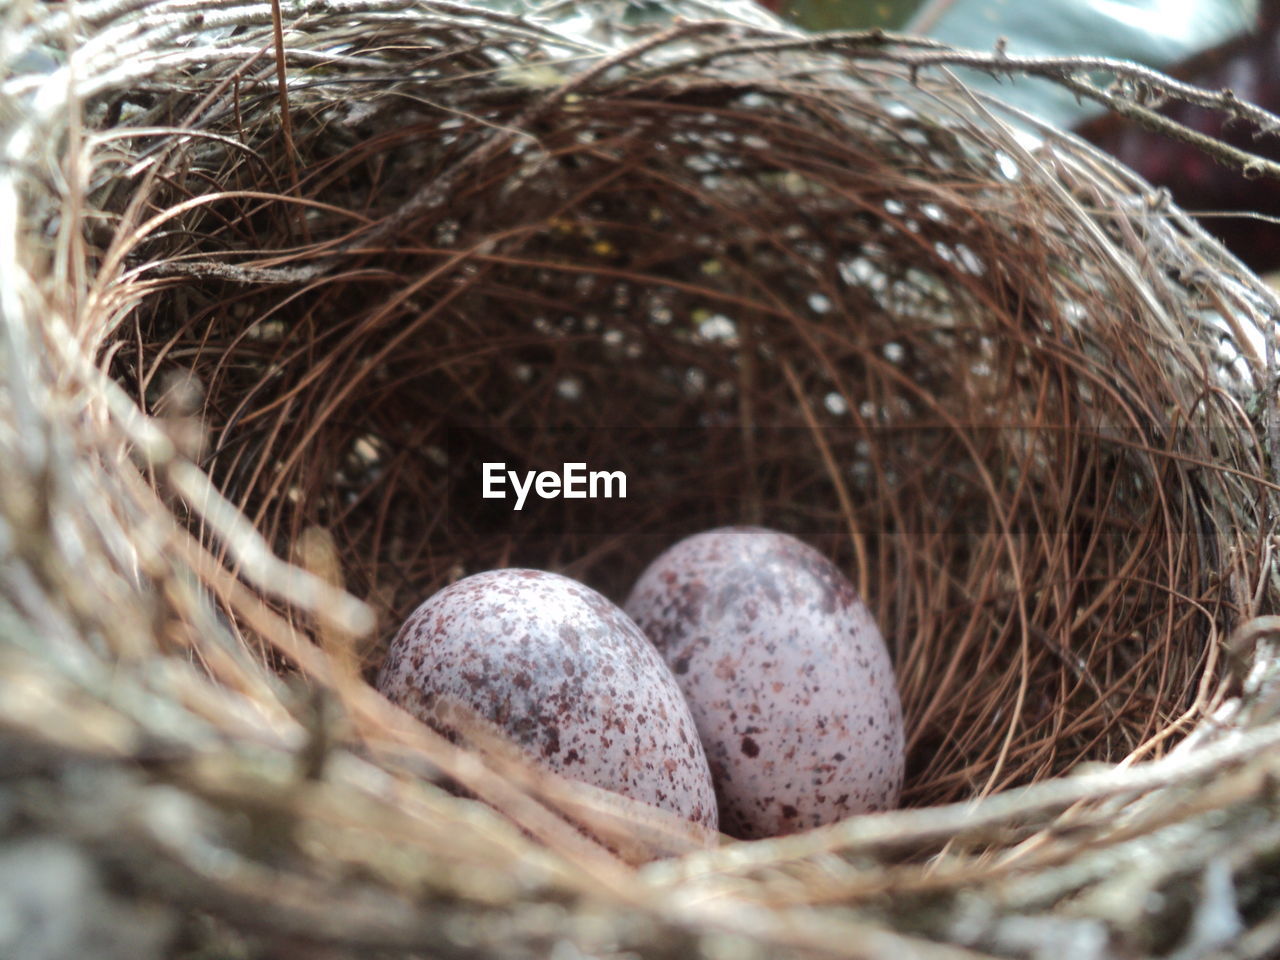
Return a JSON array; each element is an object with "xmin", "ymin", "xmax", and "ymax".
[
  {"xmin": 624, "ymin": 527, "xmax": 904, "ymax": 839},
  {"xmin": 376, "ymin": 568, "xmax": 719, "ymax": 832}
]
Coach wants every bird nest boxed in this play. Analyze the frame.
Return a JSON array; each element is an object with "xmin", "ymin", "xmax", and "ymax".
[{"xmin": 5, "ymin": 1, "xmax": 1280, "ymax": 957}]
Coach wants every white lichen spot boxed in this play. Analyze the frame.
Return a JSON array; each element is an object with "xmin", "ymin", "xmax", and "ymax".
[
  {"xmin": 955, "ymin": 244, "xmax": 983, "ymax": 275},
  {"xmin": 687, "ymin": 154, "xmax": 718, "ymax": 174},
  {"xmin": 697, "ymin": 314, "xmax": 738, "ymax": 343},
  {"xmin": 247, "ymin": 319, "xmax": 286, "ymax": 341},
  {"xmin": 352, "ymin": 435, "xmax": 381, "ymax": 465},
  {"xmin": 771, "ymin": 171, "xmax": 801, "ymax": 196},
  {"xmin": 840, "ymin": 257, "xmax": 887, "ymax": 292},
  {"xmin": 436, "ymin": 219, "xmax": 459, "ymax": 245},
  {"xmin": 996, "ymin": 151, "xmax": 1019, "ymax": 180}
]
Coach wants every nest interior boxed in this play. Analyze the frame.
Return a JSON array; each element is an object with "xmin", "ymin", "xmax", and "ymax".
[
  {"xmin": 91, "ymin": 12, "xmax": 1274, "ymax": 811},
  {"xmin": 7, "ymin": 2, "xmax": 1280, "ymax": 955}
]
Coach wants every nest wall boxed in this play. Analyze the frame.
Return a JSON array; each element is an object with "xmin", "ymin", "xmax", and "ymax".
[
  {"xmin": 6, "ymin": 2, "xmax": 1280, "ymax": 957},
  {"xmin": 107, "ymin": 21, "xmax": 1269, "ymax": 806}
]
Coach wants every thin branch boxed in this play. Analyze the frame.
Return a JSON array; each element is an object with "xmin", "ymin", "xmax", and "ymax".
[{"xmin": 626, "ymin": 33, "xmax": 1280, "ymax": 182}]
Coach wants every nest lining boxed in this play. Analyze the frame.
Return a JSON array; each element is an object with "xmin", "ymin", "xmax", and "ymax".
[
  {"xmin": 5, "ymin": 1, "xmax": 1280, "ymax": 957},
  {"xmin": 108, "ymin": 33, "xmax": 1264, "ymax": 806}
]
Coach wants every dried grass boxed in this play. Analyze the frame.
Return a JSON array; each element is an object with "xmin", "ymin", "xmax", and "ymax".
[{"xmin": 4, "ymin": 1, "xmax": 1280, "ymax": 956}]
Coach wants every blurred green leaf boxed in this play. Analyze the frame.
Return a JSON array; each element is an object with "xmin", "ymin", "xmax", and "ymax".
[{"xmin": 782, "ymin": 0, "xmax": 925, "ymax": 30}]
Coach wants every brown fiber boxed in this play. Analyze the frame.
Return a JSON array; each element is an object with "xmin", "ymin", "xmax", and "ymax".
[{"xmin": 4, "ymin": 2, "xmax": 1280, "ymax": 956}]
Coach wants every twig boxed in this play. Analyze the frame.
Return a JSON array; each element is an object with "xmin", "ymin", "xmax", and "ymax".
[
  {"xmin": 628, "ymin": 33, "xmax": 1280, "ymax": 182},
  {"xmin": 269, "ymin": 0, "xmax": 309, "ymax": 244}
]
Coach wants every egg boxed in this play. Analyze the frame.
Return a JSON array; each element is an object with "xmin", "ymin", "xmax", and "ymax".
[
  {"xmin": 376, "ymin": 568, "xmax": 719, "ymax": 832},
  {"xmin": 624, "ymin": 527, "xmax": 904, "ymax": 839}
]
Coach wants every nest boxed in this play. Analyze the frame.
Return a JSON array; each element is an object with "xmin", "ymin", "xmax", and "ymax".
[{"xmin": 5, "ymin": 1, "xmax": 1280, "ymax": 957}]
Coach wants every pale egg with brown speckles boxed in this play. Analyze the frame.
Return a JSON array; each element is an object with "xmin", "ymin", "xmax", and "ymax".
[
  {"xmin": 625, "ymin": 527, "xmax": 904, "ymax": 839},
  {"xmin": 377, "ymin": 569, "xmax": 719, "ymax": 834}
]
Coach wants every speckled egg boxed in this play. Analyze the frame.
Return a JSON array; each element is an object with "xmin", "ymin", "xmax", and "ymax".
[
  {"xmin": 624, "ymin": 527, "xmax": 904, "ymax": 839},
  {"xmin": 376, "ymin": 568, "xmax": 718, "ymax": 832}
]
